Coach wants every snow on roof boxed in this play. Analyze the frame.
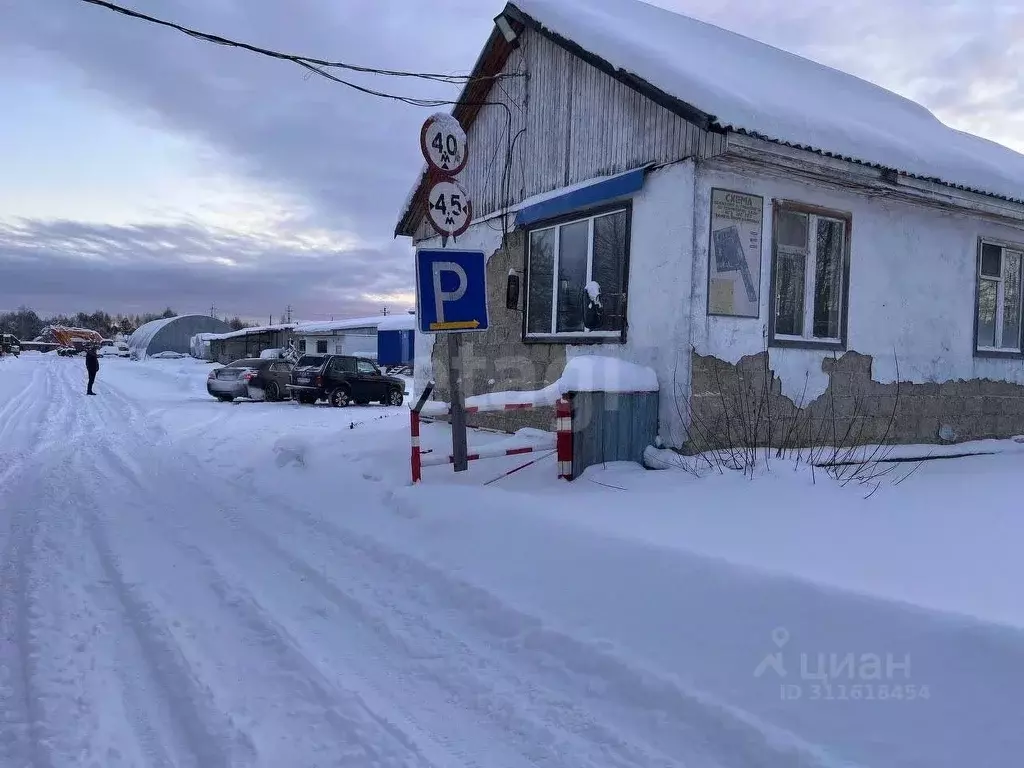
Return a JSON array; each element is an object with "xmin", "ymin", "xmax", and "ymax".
[
  {"xmin": 377, "ymin": 314, "xmax": 417, "ymax": 332},
  {"xmin": 294, "ymin": 316, "xmax": 390, "ymax": 334},
  {"xmin": 206, "ymin": 324, "xmax": 295, "ymax": 341},
  {"xmin": 511, "ymin": 0, "xmax": 1024, "ymax": 202}
]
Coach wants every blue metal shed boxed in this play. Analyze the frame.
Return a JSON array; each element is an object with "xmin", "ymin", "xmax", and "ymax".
[{"xmin": 376, "ymin": 315, "xmax": 416, "ymax": 366}]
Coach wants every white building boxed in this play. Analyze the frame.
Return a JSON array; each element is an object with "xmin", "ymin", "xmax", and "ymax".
[
  {"xmin": 293, "ymin": 316, "xmax": 395, "ymax": 360},
  {"xmin": 396, "ymin": 0, "xmax": 1024, "ymax": 448}
]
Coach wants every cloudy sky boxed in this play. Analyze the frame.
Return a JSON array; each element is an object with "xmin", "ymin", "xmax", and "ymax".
[{"xmin": 1, "ymin": 0, "xmax": 1020, "ymax": 322}]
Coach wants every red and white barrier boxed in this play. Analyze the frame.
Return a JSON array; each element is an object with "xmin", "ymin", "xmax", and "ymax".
[
  {"xmin": 556, "ymin": 397, "xmax": 573, "ymax": 480},
  {"xmin": 419, "ymin": 439, "xmax": 556, "ymax": 468},
  {"xmin": 410, "ymin": 387, "xmax": 574, "ymax": 483}
]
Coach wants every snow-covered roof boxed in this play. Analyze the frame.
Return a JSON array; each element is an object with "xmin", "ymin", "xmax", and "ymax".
[
  {"xmin": 294, "ymin": 316, "xmax": 390, "ymax": 334},
  {"xmin": 206, "ymin": 324, "xmax": 296, "ymax": 341},
  {"xmin": 377, "ymin": 314, "xmax": 417, "ymax": 332},
  {"xmin": 510, "ymin": 0, "xmax": 1024, "ymax": 202}
]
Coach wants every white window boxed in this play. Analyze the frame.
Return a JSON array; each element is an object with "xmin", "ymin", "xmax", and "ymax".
[
  {"xmin": 771, "ymin": 204, "xmax": 849, "ymax": 346},
  {"xmin": 525, "ymin": 207, "xmax": 630, "ymax": 340},
  {"xmin": 976, "ymin": 241, "xmax": 1023, "ymax": 353}
]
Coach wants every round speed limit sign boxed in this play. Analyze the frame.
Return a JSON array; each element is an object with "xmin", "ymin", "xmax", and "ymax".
[
  {"xmin": 420, "ymin": 113, "xmax": 469, "ymax": 176},
  {"xmin": 426, "ymin": 178, "xmax": 473, "ymax": 239}
]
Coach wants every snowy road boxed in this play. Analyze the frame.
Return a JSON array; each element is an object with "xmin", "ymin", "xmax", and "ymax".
[{"xmin": 2, "ymin": 353, "xmax": 1024, "ymax": 768}]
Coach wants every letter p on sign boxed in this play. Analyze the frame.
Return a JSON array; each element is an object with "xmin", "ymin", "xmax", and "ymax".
[{"xmin": 432, "ymin": 261, "xmax": 467, "ymax": 324}]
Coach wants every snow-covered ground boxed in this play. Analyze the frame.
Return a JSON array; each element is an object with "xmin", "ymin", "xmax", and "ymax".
[{"xmin": 1, "ymin": 353, "xmax": 1022, "ymax": 767}]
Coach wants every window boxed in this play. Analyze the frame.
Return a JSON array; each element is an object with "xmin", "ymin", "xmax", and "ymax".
[
  {"xmin": 976, "ymin": 241, "xmax": 1023, "ymax": 354},
  {"xmin": 770, "ymin": 203, "xmax": 850, "ymax": 347},
  {"xmin": 357, "ymin": 360, "xmax": 379, "ymax": 375},
  {"xmin": 525, "ymin": 206, "xmax": 630, "ymax": 340},
  {"xmin": 298, "ymin": 339, "xmax": 306, "ymax": 353},
  {"xmin": 316, "ymin": 339, "xmax": 328, "ymax": 354},
  {"xmin": 329, "ymin": 357, "xmax": 355, "ymax": 374}
]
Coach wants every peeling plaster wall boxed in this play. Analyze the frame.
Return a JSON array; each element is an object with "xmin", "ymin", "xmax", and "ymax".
[{"xmin": 689, "ymin": 160, "xmax": 1024, "ymax": 408}]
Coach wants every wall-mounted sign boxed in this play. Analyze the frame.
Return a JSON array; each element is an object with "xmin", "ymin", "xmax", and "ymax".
[{"xmin": 707, "ymin": 189, "xmax": 763, "ymax": 317}]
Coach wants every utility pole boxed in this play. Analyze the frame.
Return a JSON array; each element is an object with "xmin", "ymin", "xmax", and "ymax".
[{"xmin": 210, "ymin": 303, "xmax": 216, "ymax": 318}]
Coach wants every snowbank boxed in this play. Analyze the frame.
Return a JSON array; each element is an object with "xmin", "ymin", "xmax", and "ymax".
[
  {"xmin": 513, "ymin": 0, "xmax": 1024, "ymax": 202},
  {"xmin": 422, "ymin": 355, "xmax": 658, "ymax": 416}
]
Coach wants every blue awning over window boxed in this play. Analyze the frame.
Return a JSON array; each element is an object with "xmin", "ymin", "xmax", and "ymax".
[{"xmin": 514, "ymin": 166, "xmax": 648, "ymax": 228}]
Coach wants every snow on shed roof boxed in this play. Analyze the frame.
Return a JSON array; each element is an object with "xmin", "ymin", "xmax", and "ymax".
[
  {"xmin": 206, "ymin": 324, "xmax": 296, "ymax": 341},
  {"xmin": 508, "ymin": 0, "xmax": 1024, "ymax": 203},
  {"xmin": 376, "ymin": 314, "xmax": 416, "ymax": 332}
]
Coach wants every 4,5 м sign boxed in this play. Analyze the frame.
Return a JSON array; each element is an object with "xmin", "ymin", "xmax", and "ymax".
[{"xmin": 415, "ymin": 249, "xmax": 489, "ymax": 334}]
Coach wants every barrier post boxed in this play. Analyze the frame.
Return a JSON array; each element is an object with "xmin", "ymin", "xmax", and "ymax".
[
  {"xmin": 556, "ymin": 396, "xmax": 574, "ymax": 480},
  {"xmin": 410, "ymin": 382, "xmax": 435, "ymax": 484}
]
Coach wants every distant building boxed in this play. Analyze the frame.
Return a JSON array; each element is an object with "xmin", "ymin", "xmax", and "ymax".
[
  {"xmin": 129, "ymin": 315, "xmax": 231, "ymax": 359},
  {"xmin": 203, "ymin": 314, "xmax": 417, "ymax": 365},
  {"xmin": 207, "ymin": 324, "xmax": 295, "ymax": 364}
]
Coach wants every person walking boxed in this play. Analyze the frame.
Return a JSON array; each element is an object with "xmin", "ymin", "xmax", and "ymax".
[{"xmin": 85, "ymin": 346, "xmax": 99, "ymax": 395}]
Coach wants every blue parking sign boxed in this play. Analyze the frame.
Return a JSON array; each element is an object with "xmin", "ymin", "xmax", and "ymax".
[{"xmin": 415, "ymin": 249, "xmax": 489, "ymax": 334}]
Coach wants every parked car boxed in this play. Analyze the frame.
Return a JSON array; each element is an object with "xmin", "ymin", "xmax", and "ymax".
[
  {"xmin": 207, "ymin": 358, "xmax": 294, "ymax": 402},
  {"xmin": 1, "ymin": 334, "xmax": 21, "ymax": 356},
  {"xmin": 288, "ymin": 354, "xmax": 405, "ymax": 407}
]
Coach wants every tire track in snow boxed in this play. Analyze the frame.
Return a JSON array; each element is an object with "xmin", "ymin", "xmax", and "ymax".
[
  {"xmin": 63, "ymin": 363, "xmax": 256, "ymax": 768},
  {"xmin": 85, "ymin": 428, "xmax": 476, "ymax": 768},
  {"xmin": 64, "ymin": 365, "xmax": 436, "ymax": 767},
  {"xmin": 0, "ymin": 362, "xmax": 68, "ymax": 768},
  {"xmin": 11, "ymin": 362, "xmax": 252, "ymax": 768}
]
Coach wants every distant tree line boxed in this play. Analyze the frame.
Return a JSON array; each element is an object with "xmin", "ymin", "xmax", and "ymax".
[{"xmin": 0, "ymin": 306, "xmax": 251, "ymax": 340}]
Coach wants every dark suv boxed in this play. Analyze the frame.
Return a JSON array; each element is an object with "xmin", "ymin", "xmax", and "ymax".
[{"xmin": 288, "ymin": 354, "xmax": 405, "ymax": 407}]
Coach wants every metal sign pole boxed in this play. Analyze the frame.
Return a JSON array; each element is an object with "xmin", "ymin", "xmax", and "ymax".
[
  {"xmin": 447, "ymin": 334, "xmax": 469, "ymax": 472},
  {"xmin": 416, "ymin": 112, "xmax": 480, "ymax": 476}
]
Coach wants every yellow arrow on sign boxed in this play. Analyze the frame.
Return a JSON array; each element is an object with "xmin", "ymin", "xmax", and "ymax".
[{"xmin": 430, "ymin": 320, "xmax": 481, "ymax": 331}]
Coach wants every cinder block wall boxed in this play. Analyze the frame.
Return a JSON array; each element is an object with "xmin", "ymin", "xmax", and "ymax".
[
  {"xmin": 688, "ymin": 350, "xmax": 1024, "ymax": 451},
  {"xmin": 430, "ymin": 230, "xmax": 566, "ymax": 433}
]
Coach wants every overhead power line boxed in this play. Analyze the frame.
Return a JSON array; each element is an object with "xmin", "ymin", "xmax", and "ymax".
[{"xmin": 77, "ymin": 0, "xmax": 520, "ymax": 107}]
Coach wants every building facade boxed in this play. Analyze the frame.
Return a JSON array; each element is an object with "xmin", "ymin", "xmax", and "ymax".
[{"xmin": 396, "ymin": 0, "xmax": 1024, "ymax": 448}]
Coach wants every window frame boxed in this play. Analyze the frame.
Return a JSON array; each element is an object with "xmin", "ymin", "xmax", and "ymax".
[
  {"xmin": 768, "ymin": 200, "xmax": 853, "ymax": 350},
  {"xmin": 522, "ymin": 201, "xmax": 632, "ymax": 345},
  {"xmin": 973, "ymin": 237, "xmax": 1024, "ymax": 358},
  {"xmin": 315, "ymin": 339, "xmax": 329, "ymax": 354},
  {"xmin": 297, "ymin": 339, "xmax": 306, "ymax": 353}
]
